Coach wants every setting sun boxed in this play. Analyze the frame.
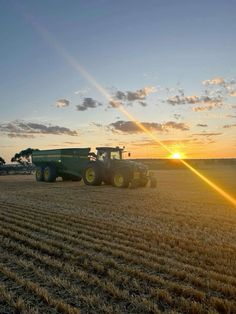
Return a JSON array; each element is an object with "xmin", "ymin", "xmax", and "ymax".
[{"xmin": 170, "ymin": 152, "xmax": 183, "ymax": 159}]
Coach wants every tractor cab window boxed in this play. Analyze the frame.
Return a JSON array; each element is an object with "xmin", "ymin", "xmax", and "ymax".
[
  {"xmin": 110, "ymin": 151, "xmax": 121, "ymax": 160},
  {"xmin": 97, "ymin": 151, "xmax": 108, "ymax": 162}
]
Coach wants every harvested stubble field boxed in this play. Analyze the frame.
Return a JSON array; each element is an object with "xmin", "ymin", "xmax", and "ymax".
[{"xmin": 0, "ymin": 165, "xmax": 235, "ymax": 314}]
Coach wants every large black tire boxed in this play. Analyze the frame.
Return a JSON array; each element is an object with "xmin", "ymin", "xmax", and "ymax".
[
  {"xmin": 83, "ymin": 164, "xmax": 102, "ymax": 186},
  {"xmin": 112, "ymin": 169, "xmax": 130, "ymax": 188},
  {"xmin": 44, "ymin": 166, "xmax": 57, "ymax": 182},
  {"xmin": 35, "ymin": 166, "xmax": 44, "ymax": 182}
]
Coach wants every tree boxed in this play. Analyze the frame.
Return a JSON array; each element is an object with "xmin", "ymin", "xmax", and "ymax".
[
  {"xmin": 0, "ymin": 157, "xmax": 5, "ymax": 165},
  {"xmin": 11, "ymin": 148, "xmax": 39, "ymax": 165}
]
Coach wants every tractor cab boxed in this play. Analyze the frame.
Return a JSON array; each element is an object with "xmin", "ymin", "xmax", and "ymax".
[{"xmin": 96, "ymin": 147, "xmax": 123, "ymax": 162}]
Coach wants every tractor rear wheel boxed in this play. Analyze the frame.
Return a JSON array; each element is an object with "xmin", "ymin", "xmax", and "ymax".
[
  {"xmin": 35, "ymin": 166, "xmax": 44, "ymax": 182},
  {"xmin": 44, "ymin": 166, "xmax": 57, "ymax": 182},
  {"xmin": 112, "ymin": 170, "xmax": 130, "ymax": 188},
  {"xmin": 83, "ymin": 164, "xmax": 102, "ymax": 186}
]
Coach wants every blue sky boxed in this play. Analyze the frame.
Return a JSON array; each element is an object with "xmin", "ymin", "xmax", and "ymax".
[{"xmin": 0, "ymin": 0, "xmax": 236, "ymax": 161}]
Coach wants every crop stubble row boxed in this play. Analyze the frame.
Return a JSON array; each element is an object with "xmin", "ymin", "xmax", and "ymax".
[{"xmin": 0, "ymin": 202, "xmax": 235, "ymax": 313}]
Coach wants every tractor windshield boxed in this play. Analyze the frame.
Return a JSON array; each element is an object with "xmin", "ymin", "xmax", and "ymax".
[
  {"xmin": 110, "ymin": 151, "xmax": 121, "ymax": 160},
  {"xmin": 97, "ymin": 151, "xmax": 108, "ymax": 162}
]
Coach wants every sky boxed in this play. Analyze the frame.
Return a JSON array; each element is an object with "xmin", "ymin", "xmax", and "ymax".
[{"xmin": 0, "ymin": 0, "xmax": 236, "ymax": 162}]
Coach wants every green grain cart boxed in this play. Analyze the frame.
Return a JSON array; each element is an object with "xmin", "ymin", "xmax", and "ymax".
[{"xmin": 32, "ymin": 148, "xmax": 90, "ymax": 182}]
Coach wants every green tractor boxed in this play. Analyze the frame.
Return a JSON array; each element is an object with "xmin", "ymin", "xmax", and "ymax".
[{"xmin": 83, "ymin": 146, "xmax": 157, "ymax": 188}]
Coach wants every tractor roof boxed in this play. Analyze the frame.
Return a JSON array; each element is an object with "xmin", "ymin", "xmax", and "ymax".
[{"xmin": 96, "ymin": 146, "xmax": 123, "ymax": 151}]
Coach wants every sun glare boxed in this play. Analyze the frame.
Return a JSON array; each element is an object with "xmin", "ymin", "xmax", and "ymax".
[{"xmin": 170, "ymin": 152, "xmax": 182, "ymax": 159}]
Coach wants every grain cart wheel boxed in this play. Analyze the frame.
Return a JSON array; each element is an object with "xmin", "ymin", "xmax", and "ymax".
[
  {"xmin": 112, "ymin": 170, "xmax": 130, "ymax": 188},
  {"xmin": 83, "ymin": 164, "xmax": 102, "ymax": 186},
  {"xmin": 150, "ymin": 177, "xmax": 157, "ymax": 188},
  {"xmin": 44, "ymin": 166, "xmax": 57, "ymax": 182},
  {"xmin": 35, "ymin": 166, "xmax": 44, "ymax": 182}
]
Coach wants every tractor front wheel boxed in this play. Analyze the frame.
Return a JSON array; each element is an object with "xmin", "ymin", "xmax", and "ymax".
[
  {"xmin": 112, "ymin": 170, "xmax": 130, "ymax": 188},
  {"xmin": 83, "ymin": 165, "xmax": 102, "ymax": 186}
]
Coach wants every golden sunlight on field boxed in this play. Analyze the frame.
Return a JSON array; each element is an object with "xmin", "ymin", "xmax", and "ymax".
[{"xmin": 0, "ymin": 165, "xmax": 235, "ymax": 313}]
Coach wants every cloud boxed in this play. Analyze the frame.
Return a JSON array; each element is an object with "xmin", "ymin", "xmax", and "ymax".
[
  {"xmin": 55, "ymin": 99, "xmax": 70, "ymax": 108},
  {"xmin": 0, "ymin": 120, "xmax": 78, "ymax": 138},
  {"xmin": 230, "ymin": 91, "xmax": 236, "ymax": 97},
  {"xmin": 167, "ymin": 95, "xmax": 201, "ymax": 105},
  {"xmin": 164, "ymin": 121, "xmax": 189, "ymax": 131},
  {"xmin": 108, "ymin": 120, "xmax": 189, "ymax": 134},
  {"xmin": 202, "ymin": 77, "xmax": 225, "ymax": 86},
  {"xmin": 173, "ymin": 114, "xmax": 182, "ymax": 120},
  {"xmin": 167, "ymin": 94, "xmax": 223, "ymax": 110},
  {"xmin": 76, "ymin": 97, "xmax": 102, "ymax": 111},
  {"xmin": 115, "ymin": 91, "xmax": 126, "ymax": 100},
  {"xmin": 225, "ymin": 115, "xmax": 236, "ymax": 118},
  {"xmin": 192, "ymin": 132, "xmax": 222, "ymax": 137},
  {"xmin": 196, "ymin": 124, "xmax": 208, "ymax": 127},
  {"xmin": 139, "ymin": 101, "xmax": 148, "ymax": 107},
  {"xmin": 223, "ymin": 124, "xmax": 236, "ymax": 129},
  {"xmin": 7, "ymin": 133, "xmax": 34, "ymax": 139},
  {"xmin": 192, "ymin": 104, "xmax": 221, "ymax": 111},
  {"xmin": 126, "ymin": 86, "xmax": 156, "ymax": 101},
  {"xmin": 112, "ymin": 86, "xmax": 157, "ymax": 107},
  {"xmin": 74, "ymin": 88, "xmax": 90, "ymax": 97},
  {"xmin": 109, "ymin": 99, "xmax": 121, "ymax": 108}
]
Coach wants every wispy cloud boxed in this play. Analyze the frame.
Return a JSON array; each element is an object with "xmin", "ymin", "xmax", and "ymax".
[
  {"xmin": 192, "ymin": 104, "xmax": 222, "ymax": 112},
  {"xmin": 223, "ymin": 124, "xmax": 236, "ymax": 129},
  {"xmin": 173, "ymin": 114, "xmax": 182, "ymax": 120},
  {"xmin": 202, "ymin": 77, "xmax": 226, "ymax": 86},
  {"xmin": 225, "ymin": 114, "xmax": 236, "ymax": 118},
  {"xmin": 108, "ymin": 120, "xmax": 189, "ymax": 134},
  {"xmin": 0, "ymin": 120, "xmax": 78, "ymax": 138},
  {"xmin": 230, "ymin": 91, "xmax": 236, "ymax": 97},
  {"xmin": 55, "ymin": 99, "xmax": 70, "ymax": 108},
  {"xmin": 196, "ymin": 124, "xmax": 208, "ymax": 127},
  {"xmin": 74, "ymin": 87, "xmax": 90, "ymax": 97},
  {"xmin": 167, "ymin": 94, "xmax": 223, "ymax": 111},
  {"xmin": 192, "ymin": 132, "xmax": 222, "ymax": 137}
]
